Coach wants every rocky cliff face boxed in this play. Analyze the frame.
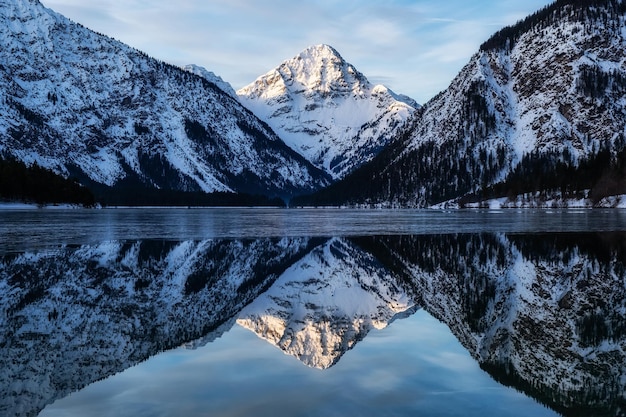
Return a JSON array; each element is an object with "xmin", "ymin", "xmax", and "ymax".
[
  {"xmin": 0, "ymin": 0, "xmax": 329, "ymax": 202},
  {"xmin": 237, "ymin": 44, "xmax": 418, "ymax": 179}
]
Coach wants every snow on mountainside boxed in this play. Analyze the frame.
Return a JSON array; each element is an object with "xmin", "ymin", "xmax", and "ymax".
[
  {"xmin": 0, "ymin": 0, "xmax": 329, "ymax": 202},
  {"xmin": 296, "ymin": 0, "xmax": 626, "ymax": 207},
  {"xmin": 183, "ymin": 64, "xmax": 238, "ymax": 99},
  {"xmin": 237, "ymin": 44, "xmax": 419, "ymax": 179},
  {"xmin": 237, "ymin": 238, "xmax": 417, "ymax": 369}
]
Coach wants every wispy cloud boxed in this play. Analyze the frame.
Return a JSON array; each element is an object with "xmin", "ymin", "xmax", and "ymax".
[{"xmin": 42, "ymin": 0, "xmax": 553, "ymax": 103}]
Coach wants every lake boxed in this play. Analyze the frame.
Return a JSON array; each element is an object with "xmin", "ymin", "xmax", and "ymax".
[{"xmin": 2, "ymin": 208, "xmax": 626, "ymax": 416}]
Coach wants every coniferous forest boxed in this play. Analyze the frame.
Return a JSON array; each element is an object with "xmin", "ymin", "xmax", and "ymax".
[{"xmin": 0, "ymin": 158, "xmax": 95, "ymax": 207}]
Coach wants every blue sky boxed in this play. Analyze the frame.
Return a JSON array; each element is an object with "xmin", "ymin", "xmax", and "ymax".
[{"xmin": 42, "ymin": 0, "xmax": 553, "ymax": 103}]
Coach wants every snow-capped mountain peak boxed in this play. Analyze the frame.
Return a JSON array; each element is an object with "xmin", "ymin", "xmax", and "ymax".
[
  {"xmin": 245, "ymin": 44, "xmax": 369, "ymax": 100},
  {"xmin": 297, "ymin": 0, "xmax": 626, "ymax": 208},
  {"xmin": 237, "ymin": 44, "xmax": 419, "ymax": 179}
]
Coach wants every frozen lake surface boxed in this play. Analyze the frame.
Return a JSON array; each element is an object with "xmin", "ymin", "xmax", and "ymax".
[{"xmin": 2, "ymin": 207, "xmax": 626, "ymax": 252}]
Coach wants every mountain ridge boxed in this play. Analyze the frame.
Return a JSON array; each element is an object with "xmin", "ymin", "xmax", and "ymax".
[
  {"xmin": 4, "ymin": 0, "xmax": 626, "ymax": 207},
  {"xmin": 237, "ymin": 44, "xmax": 419, "ymax": 179},
  {"xmin": 183, "ymin": 64, "xmax": 238, "ymax": 99}
]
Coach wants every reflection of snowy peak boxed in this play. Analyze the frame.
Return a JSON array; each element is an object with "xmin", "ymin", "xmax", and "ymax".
[
  {"xmin": 237, "ymin": 44, "xmax": 418, "ymax": 179},
  {"xmin": 237, "ymin": 238, "xmax": 417, "ymax": 369},
  {"xmin": 4, "ymin": 232, "xmax": 626, "ymax": 415},
  {"xmin": 0, "ymin": 0, "xmax": 328, "ymax": 201}
]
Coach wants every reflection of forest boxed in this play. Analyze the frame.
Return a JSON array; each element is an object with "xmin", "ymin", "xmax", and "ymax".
[
  {"xmin": 356, "ymin": 233, "xmax": 626, "ymax": 417},
  {"xmin": 1, "ymin": 233, "xmax": 626, "ymax": 416}
]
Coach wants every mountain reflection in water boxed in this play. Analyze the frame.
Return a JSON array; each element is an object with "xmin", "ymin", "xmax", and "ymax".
[{"xmin": 1, "ymin": 233, "xmax": 625, "ymax": 416}]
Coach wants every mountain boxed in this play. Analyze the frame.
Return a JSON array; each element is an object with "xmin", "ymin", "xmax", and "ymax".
[
  {"xmin": 0, "ymin": 0, "xmax": 330, "ymax": 205},
  {"xmin": 294, "ymin": 0, "xmax": 626, "ymax": 208},
  {"xmin": 237, "ymin": 44, "xmax": 418, "ymax": 179}
]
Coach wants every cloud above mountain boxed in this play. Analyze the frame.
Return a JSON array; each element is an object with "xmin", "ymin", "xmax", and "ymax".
[{"xmin": 42, "ymin": 0, "xmax": 551, "ymax": 103}]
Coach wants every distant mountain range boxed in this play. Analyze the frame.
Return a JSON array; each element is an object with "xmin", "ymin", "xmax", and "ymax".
[{"xmin": 2, "ymin": 0, "xmax": 626, "ymax": 207}]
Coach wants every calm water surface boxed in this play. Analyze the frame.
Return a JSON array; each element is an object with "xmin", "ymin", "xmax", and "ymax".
[
  {"xmin": 2, "ymin": 208, "xmax": 626, "ymax": 416},
  {"xmin": 2, "ymin": 207, "xmax": 626, "ymax": 252}
]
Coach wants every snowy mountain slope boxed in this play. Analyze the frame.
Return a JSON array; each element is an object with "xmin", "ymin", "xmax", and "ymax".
[
  {"xmin": 183, "ymin": 64, "xmax": 238, "ymax": 99},
  {"xmin": 236, "ymin": 238, "xmax": 417, "ymax": 369},
  {"xmin": 296, "ymin": 0, "xmax": 626, "ymax": 207},
  {"xmin": 237, "ymin": 44, "xmax": 419, "ymax": 179},
  {"xmin": 0, "ymin": 237, "xmax": 318, "ymax": 417},
  {"xmin": 0, "ymin": 0, "xmax": 329, "ymax": 202}
]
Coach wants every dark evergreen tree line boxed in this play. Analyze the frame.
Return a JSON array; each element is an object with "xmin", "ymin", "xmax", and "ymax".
[
  {"xmin": 0, "ymin": 158, "xmax": 95, "ymax": 206},
  {"xmin": 464, "ymin": 81, "xmax": 496, "ymax": 133},
  {"xmin": 0, "ymin": 156, "xmax": 285, "ymax": 207},
  {"xmin": 577, "ymin": 64, "xmax": 626, "ymax": 98},
  {"xmin": 92, "ymin": 184, "xmax": 285, "ymax": 207},
  {"xmin": 460, "ymin": 142, "xmax": 626, "ymax": 206},
  {"xmin": 480, "ymin": 0, "xmax": 626, "ymax": 52},
  {"xmin": 294, "ymin": 118, "xmax": 626, "ymax": 208}
]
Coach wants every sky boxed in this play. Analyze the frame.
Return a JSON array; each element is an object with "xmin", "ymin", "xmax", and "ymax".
[{"xmin": 41, "ymin": 0, "xmax": 554, "ymax": 104}]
